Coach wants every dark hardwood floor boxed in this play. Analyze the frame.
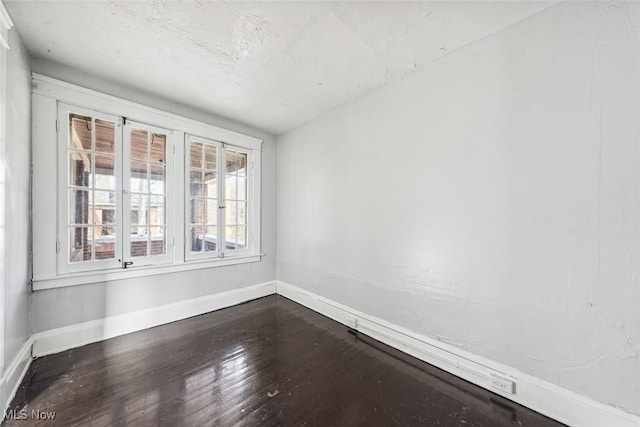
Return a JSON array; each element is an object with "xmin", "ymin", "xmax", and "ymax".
[{"xmin": 3, "ymin": 295, "xmax": 566, "ymax": 426}]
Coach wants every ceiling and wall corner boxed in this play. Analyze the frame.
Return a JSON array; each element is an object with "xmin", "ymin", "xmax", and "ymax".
[{"xmin": 5, "ymin": 0, "xmax": 556, "ymax": 135}]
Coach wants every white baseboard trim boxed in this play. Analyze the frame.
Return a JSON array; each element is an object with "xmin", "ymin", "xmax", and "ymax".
[
  {"xmin": 27, "ymin": 279, "xmax": 640, "ymax": 426},
  {"xmin": 33, "ymin": 281, "xmax": 276, "ymax": 358},
  {"xmin": 276, "ymin": 280, "xmax": 640, "ymax": 427},
  {"xmin": 0, "ymin": 337, "xmax": 34, "ymax": 416}
]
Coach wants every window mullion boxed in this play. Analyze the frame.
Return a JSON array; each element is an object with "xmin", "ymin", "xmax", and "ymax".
[
  {"xmin": 91, "ymin": 117, "xmax": 96, "ymax": 262},
  {"xmin": 122, "ymin": 120, "xmax": 132, "ymax": 265},
  {"xmin": 115, "ymin": 117, "xmax": 124, "ymax": 266},
  {"xmin": 218, "ymin": 143, "xmax": 226, "ymax": 258},
  {"xmin": 200, "ymin": 142, "xmax": 206, "ymax": 254},
  {"xmin": 146, "ymin": 131, "xmax": 152, "ymax": 258}
]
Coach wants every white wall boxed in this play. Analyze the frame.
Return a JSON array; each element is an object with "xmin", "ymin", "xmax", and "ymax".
[
  {"xmin": 1, "ymin": 11, "xmax": 33, "ymax": 414},
  {"xmin": 30, "ymin": 59, "xmax": 277, "ymax": 333},
  {"xmin": 277, "ymin": 1, "xmax": 640, "ymax": 416},
  {"xmin": 2, "ymin": 22, "xmax": 31, "ymax": 378},
  {"xmin": 0, "ymin": 5, "xmax": 7, "ymax": 382}
]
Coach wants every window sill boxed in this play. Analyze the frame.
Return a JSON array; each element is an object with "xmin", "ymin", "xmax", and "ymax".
[{"xmin": 32, "ymin": 254, "xmax": 264, "ymax": 291}]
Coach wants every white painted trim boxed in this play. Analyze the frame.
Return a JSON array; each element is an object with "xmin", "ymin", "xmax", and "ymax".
[
  {"xmin": 0, "ymin": 337, "xmax": 33, "ymax": 416},
  {"xmin": 0, "ymin": 1, "xmax": 13, "ymax": 30},
  {"xmin": 276, "ymin": 281, "xmax": 640, "ymax": 427},
  {"xmin": 33, "ymin": 281, "xmax": 276, "ymax": 357},
  {"xmin": 32, "ymin": 254, "xmax": 263, "ymax": 290},
  {"xmin": 57, "ymin": 104, "xmax": 124, "ymax": 275},
  {"xmin": 0, "ymin": 1, "xmax": 13, "ymax": 50},
  {"xmin": 32, "ymin": 74, "xmax": 263, "ymax": 150}
]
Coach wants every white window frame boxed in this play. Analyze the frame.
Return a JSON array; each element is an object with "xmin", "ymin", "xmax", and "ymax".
[
  {"xmin": 57, "ymin": 103, "xmax": 124, "ymax": 274},
  {"xmin": 123, "ymin": 119, "xmax": 174, "ymax": 268},
  {"xmin": 58, "ymin": 106, "xmax": 176, "ymax": 273},
  {"xmin": 32, "ymin": 74, "xmax": 263, "ymax": 290},
  {"xmin": 219, "ymin": 144, "xmax": 255, "ymax": 258},
  {"xmin": 184, "ymin": 136, "xmax": 257, "ymax": 262}
]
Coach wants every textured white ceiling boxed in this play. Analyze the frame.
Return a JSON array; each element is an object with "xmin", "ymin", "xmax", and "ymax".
[{"xmin": 6, "ymin": 1, "xmax": 553, "ymax": 134}]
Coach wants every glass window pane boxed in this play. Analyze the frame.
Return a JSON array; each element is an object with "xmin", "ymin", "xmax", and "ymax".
[
  {"xmin": 95, "ymin": 119, "xmax": 115, "ymax": 154},
  {"xmin": 95, "ymin": 155, "xmax": 115, "ymax": 190},
  {"xmin": 225, "ymin": 201, "xmax": 237, "ymax": 225},
  {"xmin": 150, "ymin": 133, "xmax": 165, "ymax": 166},
  {"xmin": 100, "ymin": 209, "xmax": 116, "ymax": 225},
  {"xmin": 150, "ymin": 161, "xmax": 165, "ymax": 178},
  {"xmin": 150, "ymin": 226, "xmax": 165, "ymax": 256},
  {"xmin": 238, "ymin": 202, "xmax": 247, "ymax": 225},
  {"xmin": 204, "ymin": 226, "xmax": 217, "ymax": 252},
  {"xmin": 226, "ymin": 174, "xmax": 238, "ymax": 201},
  {"xmin": 150, "ymin": 166, "xmax": 165, "ymax": 195},
  {"xmin": 190, "ymin": 170, "xmax": 204, "ymax": 196},
  {"xmin": 69, "ymin": 226, "xmax": 92, "ymax": 262},
  {"xmin": 131, "ymin": 227, "xmax": 148, "ymax": 257},
  {"xmin": 94, "ymin": 190, "xmax": 115, "ymax": 205},
  {"xmin": 69, "ymin": 189, "xmax": 91, "ymax": 225},
  {"xmin": 190, "ymin": 226, "xmax": 203, "ymax": 253},
  {"xmin": 204, "ymin": 144, "xmax": 217, "ymax": 171},
  {"xmin": 204, "ymin": 172, "xmax": 217, "ymax": 198},
  {"xmin": 237, "ymin": 176, "xmax": 246, "ymax": 200},
  {"xmin": 225, "ymin": 226, "xmax": 237, "ymax": 250},
  {"xmin": 69, "ymin": 114, "xmax": 92, "ymax": 150},
  {"xmin": 206, "ymin": 199, "xmax": 217, "ymax": 225},
  {"xmin": 237, "ymin": 153, "xmax": 247, "ymax": 176},
  {"xmin": 130, "ymin": 129, "xmax": 148, "ymax": 160},
  {"xmin": 190, "ymin": 142, "xmax": 203, "ymax": 169},
  {"xmin": 225, "ymin": 150, "xmax": 238, "ymax": 173},
  {"xmin": 150, "ymin": 195, "xmax": 165, "ymax": 226},
  {"xmin": 149, "ymin": 178, "xmax": 165, "ymax": 195},
  {"xmin": 131, "ymin": 160, "xmax": 148, "ymax": 193},
  {"xmin": 69, "ymin": 150, "xmax": 91, "ymax": 187},
  {"xmin": 130, "ymin": 195, "xmax": 149, "ymax": 225},
  {"xmin": 189, "ymin": 198, "xmax": 203, "ymax": 225},
  {"xmin": 95, "ymin": 226, "xmax": 116, "ymax": 260},
  {"xmin": 237, "ymin": 226, "xmax": 246, "ymax": 250},
  {"xmin": 149, "ymin": 134, "xmax": 166, "ymax": 194}
]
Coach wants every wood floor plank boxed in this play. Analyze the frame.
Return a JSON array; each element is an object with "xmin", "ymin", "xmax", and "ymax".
[{"xmin": 3, "ymin": 295, "xmax": 566, "ymax": 426}]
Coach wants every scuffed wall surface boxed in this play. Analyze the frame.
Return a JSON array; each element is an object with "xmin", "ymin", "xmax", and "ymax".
[
  {"xmin": 3, "ymin": 26, "xmax": 31, "ymax": 366},
  {"xmin": 277, "ymin": 2, "xmax": 640, "ymax": 415},
  {"xmin": 30, "ymin": 61, "xmax": 277, "ymax": 334}
]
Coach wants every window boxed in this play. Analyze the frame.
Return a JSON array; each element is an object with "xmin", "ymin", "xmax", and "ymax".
[
  {"xmin": 124, "ymin": 121, "xmax": 172, "ymax": 266},
  {"xmin": 59, "ymin": 105, "xmax": 174, "ymax": 272},
  {"xmin": 60, "ymin": 106, "xmax": 123, "ymax": 272},
  {"xmin": 34, "ymin": 76, "xmax": 262, "ymax": 288},
  {"xmin": 186, "ymin": 136, "xmax": 254, "ymax": 260}
]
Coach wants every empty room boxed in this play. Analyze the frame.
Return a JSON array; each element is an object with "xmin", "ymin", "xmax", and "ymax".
[{"xmin": 0, "ymin": 0, "xmax": 639, "ymax": 426}]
